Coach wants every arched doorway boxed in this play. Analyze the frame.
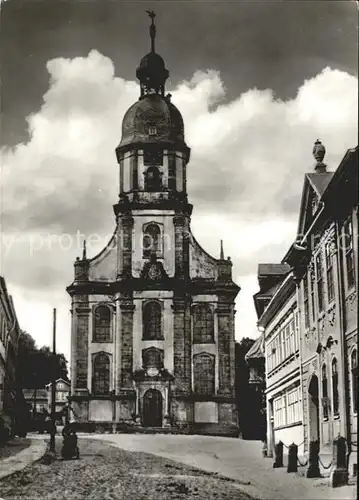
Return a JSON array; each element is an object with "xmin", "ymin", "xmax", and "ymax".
[
  {"xmin": 308, "ymin": 374, "xmax": 320, "ymax": 442},
  {"xmin": 143, "ymin": 389, "xmax": 163, "ymax": 427}
]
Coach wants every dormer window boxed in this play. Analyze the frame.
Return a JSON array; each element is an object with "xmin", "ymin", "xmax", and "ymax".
[{"xmin": 148, "ymin": 125, "xmax": 157, "ymax": 136}]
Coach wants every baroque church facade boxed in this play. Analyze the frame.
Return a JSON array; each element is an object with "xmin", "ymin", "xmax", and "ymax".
[{"xmin": 67, "ymin": 13, "xmax": 240, "ymax": 436}]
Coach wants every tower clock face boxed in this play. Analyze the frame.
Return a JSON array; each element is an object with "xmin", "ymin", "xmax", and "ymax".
[{"xmin": 148, "ymin": 264, "xmax": 161, "ymax": 280}]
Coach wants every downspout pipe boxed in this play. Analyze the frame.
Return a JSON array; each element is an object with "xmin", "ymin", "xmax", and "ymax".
[{"xmin": 335, "ymin": 221, "xmax": 350, "ymax": 455}]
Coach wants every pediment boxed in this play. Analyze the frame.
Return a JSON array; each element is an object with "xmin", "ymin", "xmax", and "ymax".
[{"xmin": 297, "ymin": 173, "xmax": 334, "ymax": 241}]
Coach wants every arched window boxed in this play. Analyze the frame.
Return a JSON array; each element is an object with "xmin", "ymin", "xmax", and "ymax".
[
  {"xmin": 351, "ymin": 349, "xmax": 358, "ymax": 414},
  {"xmin": 193, "ymin": 304, "xmax": 214, "ymax": 343},
  {"xmin": 142, "ymin": 348, "xmax": 164, "ymax": 370},
  {"xmin": 145, "ymin": 166, "xmax": 162, "ymax": 191},
  {"xmin": 321, "ymin": 364, "xmax": 329, "ymax": 419},
  {"xmin": 143, "ymin": 223, "xmax": 162, "ymax": 258},
  {"xmin": 143, "ymin": 301, "xmax": 162, "ymax": 340},
  {"xmin": 193, "ymin": 353, "xmax": 215, "ymax": 396},
  {"xmin": 331, "ymin": 358, "xmax": 339, "ymax": 416},
  {"xmin": 93, "ymin": 305, "xmax": 111, "ymax": 342},
  {"xmin": 93, "ymin": 353, "xmax": 110, "ymax": 395}
]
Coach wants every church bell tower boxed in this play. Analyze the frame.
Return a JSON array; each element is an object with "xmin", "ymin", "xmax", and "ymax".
[{"xmin": 67, "ymin": 11, "xmax": 240, "ymax": 435}]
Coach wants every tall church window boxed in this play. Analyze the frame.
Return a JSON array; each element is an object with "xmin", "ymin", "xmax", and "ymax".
[
  {"xmin": 193, "ymin": 353, "xmax": 215, "ymax": 396},
  {"xmin": 325, "ymin": 242, "xmax": 335, "ymax": 303},
  {"xmin": 331, "ymin": 358, "xmax": 339, "ymax": 417},
  {"xmin": 343, "ymin": 218, "xmax": 355, "ymax": 290},
  {"xmin": 316, "ymin": 253, "xmax": 324, "ymax": 312},
  {"xmin": 168, "ymin": 152, "xmax": 176, "ymax": 190},
  {"xmin": 142, "ymin": 347, "xmax": 164, "ymax": 370},
  {"xmin": 193, "ymin": 304, "xmax": 214, "ymax": 343},
  {"xmin": 142, "ymin": 223, "xmax": 162, "ymax": 258},
  {"xmin": 143, "ymin": 301, "xmax": 163, "ymax": 340},
  {"xmin": 93, "ymin": 305, "xmax": 112, "ymax": 342},
  {"xmin": 93, "ymin": 353, "xmax": 110, "ymax": 395},
  {"xmin": 351, "ymin": 349, "xmax": 358, "ymax": 414},
  {"xmin": 322, "ymin": 364, "xmax": 329, "ymax": 420}
]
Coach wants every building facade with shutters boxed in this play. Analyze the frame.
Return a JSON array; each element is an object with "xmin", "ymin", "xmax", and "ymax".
[
  {"xmin": 0, "ymin": 276, "xmax": 22, "ymax": 441},
  {"xmin": 254, "ymin": 265, "xmax": 303, "ymax": 456},
  {"xmin": 255, "ymin": 142, "xmax": 358, "ymax": 472},
  {"xmin": 67, "ymin": 15, "xmax": 240, "ymax": 436},
  {"xmin": 284, "ymin": 143, "xmax": 358, "ymax": 473}
]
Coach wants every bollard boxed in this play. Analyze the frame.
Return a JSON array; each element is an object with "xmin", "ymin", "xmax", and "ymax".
[
  {"xmin": 287, "ymin": 442, "xmax": 298, "ymax": 473},
  {"xmin": 330, "ymin": 435, "xmax": 349, "ymax": 487},
  {"xmin": 306, "ymin": 440, "xmax": 321, "ymax": 478},
  {"xmin": 262, "ymin": 440, "xmax": 268, "ymax": 458},
  {"xmin": 273, "ymin": 441, "xmax": 284, "ymax": 468}
]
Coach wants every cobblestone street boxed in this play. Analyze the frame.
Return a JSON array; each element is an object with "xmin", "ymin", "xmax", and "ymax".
[{"xmin": 0, "ymin": 438, "xmax": 254, "ymax": 500}]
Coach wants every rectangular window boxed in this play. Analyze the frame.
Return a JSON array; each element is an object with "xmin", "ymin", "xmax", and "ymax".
[
  {"xmin": 325, "ymin": 242, "xmax": 335, "ymax": 303},
  {"xmin": 310, "ymin": 269, "xmax": 316, "ymax": 323},
  {"xmin": 287, "ymin": 387, "xmax": 301, "ymax": 425},
  {"xmin": 316, "ymin": 253, "xmax": 324, "ymax": 312},
  {"xmin": 267, "ymin": 343, "xmax": 273, "ymax": 372},
  {"xmin": 289, "ymin": 320, "xmax": 295, "ymax": 355},
  {"xmin": 274, "ymin": 395, "xmax": 286, "ymax": 428},
  {"xmin": 284, "ymin": 325, "xmax": 290, "ymax": 359},
  {"xmin": 343, "ymin": 219, "xmax": 355, "ymax": 290},
  {"xmin": 303, "ymin": 275, "xmax": 310, "ymax": 328}
]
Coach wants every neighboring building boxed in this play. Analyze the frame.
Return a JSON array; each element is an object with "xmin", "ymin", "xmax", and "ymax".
[
  {"xmin": 254, "ymin": 267, "xmax": 303, "ymax": 456},
  {"xmin": 284, "ymin": 142, "xmax": 358, "ymax": 473},
  {"xmin": 244, "ymin": 334, "xmax": 266, "ymax": 440},
  {"xmin": 255, "ymin": 142, "xmax": 358, "ymax": 473},
  {"xmin": 45, "ymin": 378, "xmax": 71, "ymax": 414},
  {"xmin": 23, "ymin": 388, "xmax": 48, "ymax": 415},
  {"xmin": 0, "ymin": 276, "xmax": 22, "ymax": 441},
  {"xmin": 67, "ymin": 14, "xmax": 240, "ymax": 435}
]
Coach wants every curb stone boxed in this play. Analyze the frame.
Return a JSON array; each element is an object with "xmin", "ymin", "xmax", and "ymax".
[{"xmin": 0, "ymin": 438, "xmax": 47, "ymax": 481}]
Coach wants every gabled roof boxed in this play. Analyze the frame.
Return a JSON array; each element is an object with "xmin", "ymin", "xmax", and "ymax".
[
  {"xmin": 306, "ymin": 172, "xmax": 334, "ymax": 197},
  {"xmin": 245, "ymin": 334, "xmax": 264, "ymax": 360},
  {"xmin": 297, "ymin": 171, "xmax": 334, "ymax": 239},
  {"xmin": 45, "ymin": 378, "xmax": 71, "ymax": 388},
  {"xmin": 257, "ymin": 263, "xmax": 291, "ymax": 276},
  {"xmin": 23, "ymin": 388, "xmax": 48, "ymax": 400}
]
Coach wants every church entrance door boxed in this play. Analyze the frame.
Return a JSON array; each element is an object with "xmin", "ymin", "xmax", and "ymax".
[{"xmin": 143, "ymin": 389, "xmax": 163, "ymax": 427}]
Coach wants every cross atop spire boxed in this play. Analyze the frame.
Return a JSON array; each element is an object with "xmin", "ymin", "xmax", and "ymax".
[{"xmin": 146, "ymin": 10, "xmax": 156, "ymax": 53}]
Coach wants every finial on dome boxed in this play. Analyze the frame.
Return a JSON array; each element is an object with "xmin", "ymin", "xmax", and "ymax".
[
  {"xmin": 146, "ymin": 10, "xmax": 156, "ymax": 53},
  {"xmin": 136, "ymin": 11, "xmax": 169, "ymax": 98},
  {"xmin": 220, "ymin": 240, "xmax": 224, "ymax": 260},
  {"xmin": 82, "ymin": 239, "xmax": 87, "ymax": 260},
  {"xmin": 313, "ymin": 139, "xmax": 327, "ymax": 173}
]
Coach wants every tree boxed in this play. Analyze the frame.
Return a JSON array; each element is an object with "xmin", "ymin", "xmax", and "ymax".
[{"xmin": 18, "ymin": 331, "xmax": 69, "ymax": 389}]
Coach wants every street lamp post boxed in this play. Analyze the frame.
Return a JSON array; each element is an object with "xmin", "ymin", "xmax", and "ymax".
[{"xmin": 49, "ymin": 308, "xmax": 57, "ymax": 453}]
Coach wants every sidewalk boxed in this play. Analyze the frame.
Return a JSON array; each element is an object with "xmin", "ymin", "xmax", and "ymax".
[{"xmin": 0, "ymin": 436, "xmax": 47, "ymax": 481}]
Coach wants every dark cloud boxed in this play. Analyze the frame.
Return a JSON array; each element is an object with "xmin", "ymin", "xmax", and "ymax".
[{"xmin": 0, "ymin": 1, "xmax": 357, "ymax": 146}]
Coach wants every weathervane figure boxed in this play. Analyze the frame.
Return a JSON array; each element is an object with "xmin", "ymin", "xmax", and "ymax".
[{"xmin": 146, "ymin": 10, "xmax": 156, "ymax": 52}]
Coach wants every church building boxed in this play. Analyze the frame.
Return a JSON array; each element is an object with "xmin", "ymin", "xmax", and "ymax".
[{"xmin": 67, "ymin": 13, "xmax": 240, "ymax": 436}]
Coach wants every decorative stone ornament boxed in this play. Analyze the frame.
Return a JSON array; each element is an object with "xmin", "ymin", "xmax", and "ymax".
[{"xmin": 313, "ymin": 139, "xmax": 327, "ymax": 172}]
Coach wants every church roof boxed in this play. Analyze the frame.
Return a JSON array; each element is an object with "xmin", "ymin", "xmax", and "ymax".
[{"xmin": 116, "ymin": 93, "xmax": 189, "ymax": 156}]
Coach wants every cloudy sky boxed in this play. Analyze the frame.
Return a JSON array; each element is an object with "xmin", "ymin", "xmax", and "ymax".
[{"xmin": 0, "ymin": 0, "xmax": 357, "ymax": 368}]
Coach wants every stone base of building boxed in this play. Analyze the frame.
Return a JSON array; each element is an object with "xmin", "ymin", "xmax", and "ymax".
[
  {"xmin": 69, "ymin": 394, "xmax": 239, "ymax": 437},
  {"xmin": 71, "ymin": 420, "xmax": 239, "ymax": 437}
]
